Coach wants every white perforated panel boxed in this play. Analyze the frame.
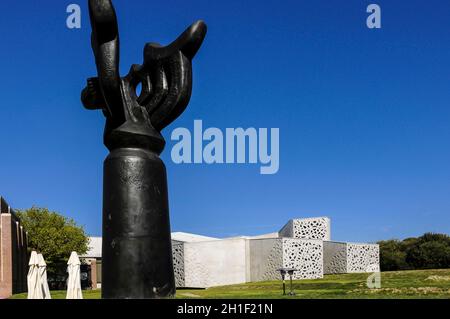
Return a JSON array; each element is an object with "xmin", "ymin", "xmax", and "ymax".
[
  {"xmin": 282, "ymin": 239, "xmax": 323, "ymax": 279},
  {"xmin": 171, "ymin": 241, "xmax": 185, "ymax": 287},
  {"xmin": 279, "ymin": 217, "xmax": 330, "ymax": 240},
  {"xmin": 347, "ymin": 243, "xmax": 380, "ymax": 273}
]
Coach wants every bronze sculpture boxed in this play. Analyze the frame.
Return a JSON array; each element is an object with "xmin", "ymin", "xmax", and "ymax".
[{"xmin": 81, "ymin": 0, "xmax": 206, "ymax": 298}]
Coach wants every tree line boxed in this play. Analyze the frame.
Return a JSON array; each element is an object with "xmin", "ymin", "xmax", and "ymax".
[{"xmin": 378, "ymin": 233, "xmax": 450, "ymax": 271}]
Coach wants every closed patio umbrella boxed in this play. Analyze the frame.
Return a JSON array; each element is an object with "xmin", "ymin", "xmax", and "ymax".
[
  {"xmin": 27, "ymin": 251, "xmax": 43, "ymax": 299},
  {"xmin": 37, "ymin": 254, "xmax": 51, "ymax": 299},
  {"xmin": 66, "ymin": 251, "xmax": 83, "ymax": 299}
]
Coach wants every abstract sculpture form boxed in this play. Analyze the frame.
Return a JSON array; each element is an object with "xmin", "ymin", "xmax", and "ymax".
[{"xmin": 81, "ymin": 0, "xmax": 206, "ymax": 298}]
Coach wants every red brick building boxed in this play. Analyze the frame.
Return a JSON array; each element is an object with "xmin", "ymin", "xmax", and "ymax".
[{"xmin": 0, "ymin": 197, "xmax": 28, "ymax": 298}]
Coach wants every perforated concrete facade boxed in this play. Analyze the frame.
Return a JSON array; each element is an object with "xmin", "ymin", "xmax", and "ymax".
[
  {"xmin": 323, "ymin": 241, "xmax": 380, "ymax": 274},
  {"xmin": 282, "ymin": 239, "xmax": 323, "ymax": 279},
  {"xmin": 248, "ymin": 238, "xmax": 323, "ymax": 282},
  {"xmin": 171, "ymin": 240, "xmax": 185, "ymax": 287},
  {"xmin": 279, "ymin": 217, "xmax": 331, "ymax": 240},
  {"xmin": 347, "ymin": 243, "xmax": 380, "ymax": 273},
  {"xmin": 170, "ymin": 217, "xmax": 379, "ymax": 288},
  {"xmin": 85, "ymin": 216, "xmax": 380, "ymax": 288}
]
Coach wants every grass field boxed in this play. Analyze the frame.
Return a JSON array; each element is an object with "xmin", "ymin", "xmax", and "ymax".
[{"xmin": 9, "ymin": 269, "xmax": 450, "ymax": 299}]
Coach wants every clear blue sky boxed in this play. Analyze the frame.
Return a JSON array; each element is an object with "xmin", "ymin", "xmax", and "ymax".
[{"xmin": 0, "ymin": 0, "xmax": 449, "ymax": 242}]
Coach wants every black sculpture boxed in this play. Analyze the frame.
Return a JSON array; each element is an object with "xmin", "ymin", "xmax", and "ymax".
[{"xmin": 81, "ymin": 0, "xmax": 206, "ymax": 299}]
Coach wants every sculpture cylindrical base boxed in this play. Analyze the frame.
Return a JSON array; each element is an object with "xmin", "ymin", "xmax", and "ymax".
[{"xmin": 102, "ymin": 147, "xmax": 175, "ymax": 299}]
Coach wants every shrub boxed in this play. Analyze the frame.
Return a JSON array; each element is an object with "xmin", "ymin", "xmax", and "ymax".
[{"xmin": 378, "ymin": 233, "xmax": 450, "ymax": 271}]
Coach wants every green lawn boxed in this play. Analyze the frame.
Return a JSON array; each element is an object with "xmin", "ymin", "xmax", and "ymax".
[
  {"xmin": 9, "ymin": 269, "xmax": 450, "ymax": 299},
  {"xmin": 9, "ymin": 289, "xmax": 102, "ymax": 299}
]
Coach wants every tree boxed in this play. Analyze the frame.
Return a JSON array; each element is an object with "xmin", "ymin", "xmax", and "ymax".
[
  {"xmin": 378, "ymin": 239, "xmax": 409, "ymax": 271},
  {"xmin": 405, "ymin": 233, "xmax": 450, "ymax": 269},
  {"xmin": 378, "ymin": 233, "xmax": 450, "ymax": 271},
  {"xmin": 17, "ymin": 207, "xmax": 89, "ymax": 274}
]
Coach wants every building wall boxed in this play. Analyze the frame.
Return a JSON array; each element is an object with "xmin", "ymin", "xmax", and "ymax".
[
  {"xmin": 0, "ymin": 197, "xmax": 28, "ymax": 298},
  {"xmin": 96, "ymin": 259, "xmax": 102, "ymax": 287},
  {"xmin": 183, "ymin": 238, "xmax": 248, "ymax": 288},
  {"xmin": 282, "ymin": 238, "xmax": 323, "ymax": 279},
  {"xmin": 278, "ymin": 220, "xmax": 294, "ymax": 238},
  {"xmin": 323, "ymin": 241, "xmax": 347, "ymax": 274},
  {"xmin": 346, "ymin": 243, "xmax": 380, "ymax": 273},
  {"xmin": 249, "ymin": 238, "xmax": 282, "ymax": 282},
  {"xmin": 172, "ymin": 241, "xmax": 185, "ymax": 287},
  {"xmin": 279, "ymin": 217, "xmax": 331, "ymax": 241},
  {"xmin": 323, "ymin": 241, "xmax": 380, "ymax": 274},
  {"xmin": 83, "ymin": 258, "xmax": 98, "ymax": 289},
  {"xmin": 249, "ymin": 238, "xmax": 323, "ymax": 282}
]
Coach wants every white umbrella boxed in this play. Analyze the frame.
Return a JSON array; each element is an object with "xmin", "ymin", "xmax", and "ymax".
[
  {"xmin": 27, "ymin": 251, "xmax": 43, "ymax": 299},
  {"xmin": 37, "ymin": 254, "xmax": 51, "ymax": 299},
  {"xmin": 66, "ymin": 251, "xmax": 83, "ymax": 299}
]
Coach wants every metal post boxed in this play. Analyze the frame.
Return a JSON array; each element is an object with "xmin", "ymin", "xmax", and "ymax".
[{"xmin": 289, "ymin": 274, "xmax": 294, "ymax": 295}]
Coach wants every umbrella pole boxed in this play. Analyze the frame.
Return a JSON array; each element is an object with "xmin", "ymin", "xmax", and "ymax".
[{"xmin": 102, "ymin": 147, "xmax": 175, "ymax": 299}]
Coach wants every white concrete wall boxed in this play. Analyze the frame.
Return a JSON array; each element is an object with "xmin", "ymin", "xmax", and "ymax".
[
  {"xmin": 278, "ymin": 220, "xmax": 294, "ymax": 238},
  {"xmin": 249, "ymin": 238, "xmax": 282, "ymax": 282},
  {"xmin": 183, "ymin": 238, "xmax": 249, "ymax": 288},
  {"xmin": 323, "ymin": 241, "xmax": 347, "ymax": 274}
]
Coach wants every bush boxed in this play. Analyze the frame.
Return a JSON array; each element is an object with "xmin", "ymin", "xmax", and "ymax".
[
  {"xmin": 378, "ymin": 240, "xmax": 409, "ymax": 271},
  {"xmin": 378, "ymin": 233, "xmax": 450, "ymax": 271},
  {"xmin": 405, "ymin": 233, "xmax": 450, "ymax": 269}
]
